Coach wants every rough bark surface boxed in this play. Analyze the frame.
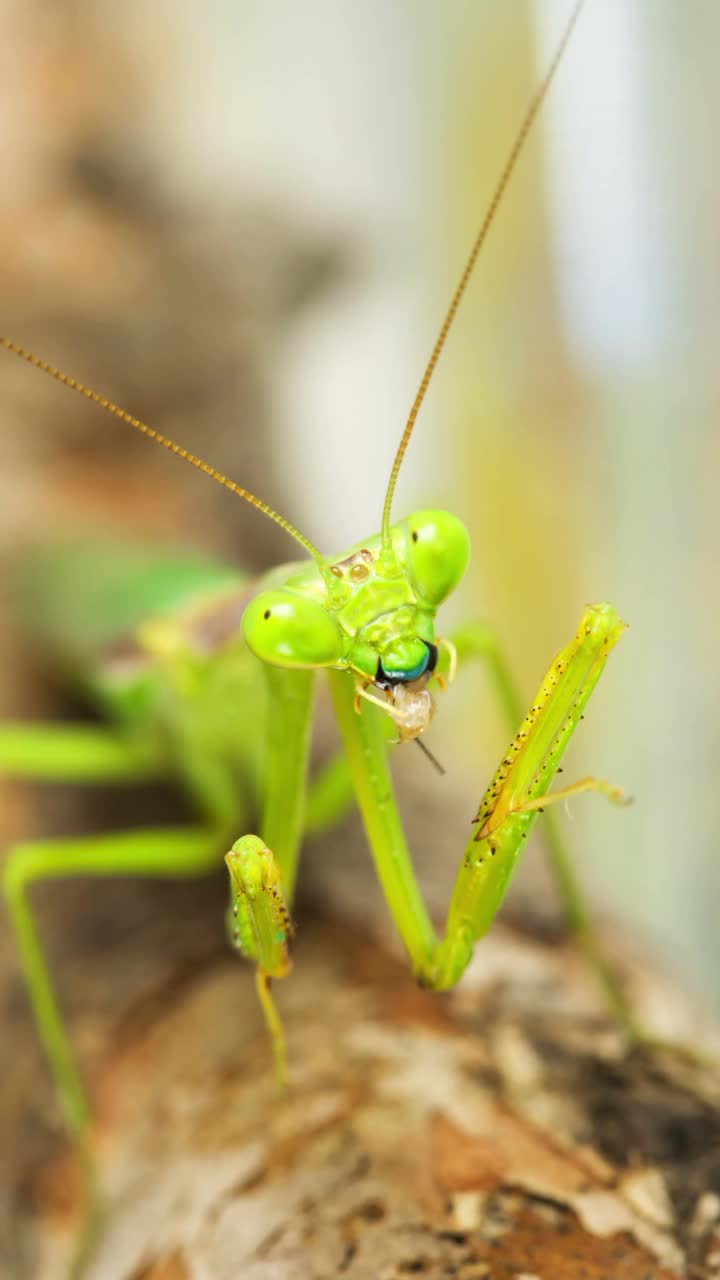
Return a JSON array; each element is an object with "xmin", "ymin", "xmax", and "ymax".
[{"xmin": 6, "ymin": 878, "xmax": 720, "ymax": 1280}]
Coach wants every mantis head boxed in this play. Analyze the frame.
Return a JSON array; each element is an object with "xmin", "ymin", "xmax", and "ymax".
[
  {"xmin": 241, "ymin": 509, "xmax": 470, "ymax": 742},
  {"xmin": 0, "ymin": 0, "xmax": 579, "ymax": 746}
]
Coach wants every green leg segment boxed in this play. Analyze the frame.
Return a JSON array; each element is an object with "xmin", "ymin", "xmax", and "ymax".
[
  {"xmin": 222, "ymin": 731, "xmax": 356, "ymax": 1087},
  {"xmin": 224, "ymin": 667, "xmax": 398, "ymax": 1087},
  {"xmin": 4, "ymin": 825, "xmax": 224, "ymax": 1141},
  {"xmin": 304, "ymin": 750, "xmax": 355, "ymax": 836},
  {"xmin": 259, "ymin": 666, "xmax": 314, "ymax": 902},
  {"xmin": 304, "ymin": 696, "xmax": 398, "ymax": 838},
  {"xmin": 227, "ymin": 686, "xmax": 402, "ymax": 1085},
  {"xmin": 328, "ymin": 671, "xmax": 439, "ymax": 974},
  {"xmin": 225, "ymin": 835, "xmax": 293, "ymax": 1087},
  {"xmin": 0, "ymin": 722, "xmax": 166, "ymax": 781},
  {"xmin": 329, "ymin": 604, "xmax": 631, "ymax": 1014},
  {"xmin": 216, "ymin": 666, "xmax": 315, "ymax": 1086},
  {"xmin": 0, "ymin": 722, "xmax": 238, "ymax": 1277},
  {"xmin": 447, "ymin": 615, "xmax": 639, "ymax": 1030},
  {"xmin": 0, "ymin": 722, "xmax": 231, "ymax": 1142},
  {"xmin": 3, "ymin": 798, "xmax": 225, "ymax": 1277},
  {"xmin": 224, "ymin": 663, "xmax": 395, "ymax": 1084}
]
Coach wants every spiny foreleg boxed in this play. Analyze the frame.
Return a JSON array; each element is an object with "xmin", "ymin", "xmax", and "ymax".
[
  {"xmin": 431, "ymin": 602, "xmax": 628, "ymax": 989},
  {"xmin": 225, "ymin": 836, "xmax": 293, "ymax": 1087}
]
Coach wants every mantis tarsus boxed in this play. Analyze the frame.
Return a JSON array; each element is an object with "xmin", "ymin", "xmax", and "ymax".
[{"xmin": 2, "ymin": 0, "xmax": 632, "ymax": 1182}]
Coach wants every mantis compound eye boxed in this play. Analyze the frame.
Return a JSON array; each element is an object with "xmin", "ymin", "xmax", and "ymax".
[
  {"xmin": 375, "ymin": 640, "xmax": 438, "ymax": 690},
  {"xmin": 243, "ymin": 589, "xmax": 346, "ymax": 669},
  {"xmin": 402, "ymin": 509, "xmax": 470, "ymax": 608}
]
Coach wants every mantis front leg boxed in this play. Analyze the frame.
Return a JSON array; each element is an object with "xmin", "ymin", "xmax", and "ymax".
[
  {"xmin": 447, "ymin": 616, "xmax": 637, "ymax": 1027},
  {"xmin": 224, "ymin": 665, "xmax": 314, "ymax": 1086},
  {"xmin": 328, "ymin": 603, "xmax": 627, "ymax": 995},
  {"xmin": 225, "ymin": 835, "xmax": 293, "ymax": 1086}
]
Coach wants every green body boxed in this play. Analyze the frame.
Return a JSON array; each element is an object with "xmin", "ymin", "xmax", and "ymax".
[
  {"xmin": 3, "ymin": 519, "xmax": 630, "ymax": 1146},
  {"xmin": 0, "ymin": 15, "xmax": 632, "ymax": 1266}
]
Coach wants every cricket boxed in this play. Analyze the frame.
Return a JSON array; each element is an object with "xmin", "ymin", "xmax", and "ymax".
[{"xmin": 2, "ymin": 0, "xmax": 632, "ymax": 1185}]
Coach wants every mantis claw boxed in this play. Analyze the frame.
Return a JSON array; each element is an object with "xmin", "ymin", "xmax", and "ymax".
[
  {"xmin": 225, "ymin": 836, "xmax": 292, "ymax": 1088},
  {"xmin": 255, "ymin": 970, "xmax": 288, "ymax": 1090}
]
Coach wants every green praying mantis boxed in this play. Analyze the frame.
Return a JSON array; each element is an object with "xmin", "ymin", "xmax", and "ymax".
[{"xmin": 1, "ymin": 0, "xmax": 634, "ymax": 1171}]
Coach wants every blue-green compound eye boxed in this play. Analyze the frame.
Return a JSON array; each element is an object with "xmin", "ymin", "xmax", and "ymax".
[
  {"xmin": 401, "ymin": 509, "xmax": 470, "ymax": 608},
  {"xmin": 243, "ymin": 589, "xmax": 346, "ymax": 669},
  {"xmin": 376, "ymin": 639, "xmax": 438, "ymax": 688}
]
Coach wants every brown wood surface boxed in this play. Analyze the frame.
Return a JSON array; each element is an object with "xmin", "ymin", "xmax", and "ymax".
[{"xmin": 4, "ymin": 859, "xmax": 719, "ymax": 1280}]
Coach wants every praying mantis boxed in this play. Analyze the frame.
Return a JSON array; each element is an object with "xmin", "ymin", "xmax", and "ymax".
[{"xmin": 1, "ymin": 0, "xmax": 634, "ymax": 1179}]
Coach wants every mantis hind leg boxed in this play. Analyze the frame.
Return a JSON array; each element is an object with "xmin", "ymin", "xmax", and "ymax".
[
  {"xmin": 3, "ymin": 822, "xmax": 225, "ymax": 1278},
  {"xmin": 446, "ymin": 618, "xmax": 640, "ymax": 1033},
  {"xmin": 3, "ymin": 825, "xmax": 224, "ymax": 1144}
]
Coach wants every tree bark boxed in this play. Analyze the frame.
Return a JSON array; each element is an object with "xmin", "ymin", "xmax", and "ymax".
[{"xmin": 8, "ymin": 869, "xmax": 720, "ymax": 1280}]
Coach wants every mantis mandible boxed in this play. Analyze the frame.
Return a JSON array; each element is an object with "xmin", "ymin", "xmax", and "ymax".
[{"xmin": 1, "ymin": 0, "xmax": 631, "ymax": 1167}]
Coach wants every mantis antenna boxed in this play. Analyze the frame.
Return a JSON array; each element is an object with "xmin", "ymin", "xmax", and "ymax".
[
  {"xmin": 3, "ymin": 2, "xmax": 584, "ymax": 582},
  {"xmin": 380, "ymin": 0, "xmax": 586, "ymax": 550},
  {"xmin": 0, "ymin": 336, "xmax": 339, "ymax": 590}
]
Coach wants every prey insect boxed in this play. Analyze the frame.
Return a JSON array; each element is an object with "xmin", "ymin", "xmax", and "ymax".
[{"xmin": 2, "ymin": 0, "xmax": 630, "ymax": 1168}]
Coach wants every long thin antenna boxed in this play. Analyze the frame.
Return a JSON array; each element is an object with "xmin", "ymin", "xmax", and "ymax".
[
  {"xmin": 0, "ymin": 337, "xmax": 331, "ymax": 577},
  {"xmin": 380, "ymin": 0, "xmax": 585, "ymax": 546}
]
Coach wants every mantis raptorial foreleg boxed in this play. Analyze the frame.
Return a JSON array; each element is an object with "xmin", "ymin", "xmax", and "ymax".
[
  {"xmin": 0, "ymin": 605, "xmax": 627, "ymax": 1138},
  {"xmin": 225, "ymin": 836, "xmax": 293, "ymax": 1086},
  {"xmin": 0, "ymin": 680, "xmax": 350, "ymax": 1127},
  {"xmin": 258, "ymin": 665, "xmax": 315, "ymax": 901},
  {"xmin": 213, "ymin": 664, "xmax": 312, "ymax": 1087},
  {"xmin": 445, "ymin": 618, "xmax": 638, "ymax": 1029},
  {"xmin": 0, "ymin": 671, "xmax": 339, "ymax": 1125},
  {"xmin": 327, "ymin": 603, "xmax": 628, "ymax": 996},
  {"xmin": 303, "ymin": 750, "xmax": 356, "ymax": 835},
  {"xmin": 225, "ymin": 748, "xmax": 359, "ymax": 1087}
]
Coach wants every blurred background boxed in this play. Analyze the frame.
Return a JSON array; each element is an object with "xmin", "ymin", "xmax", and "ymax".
[{"xmin": 0, "ymin": 0, "xmax": 718, "ymax": 1041}]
